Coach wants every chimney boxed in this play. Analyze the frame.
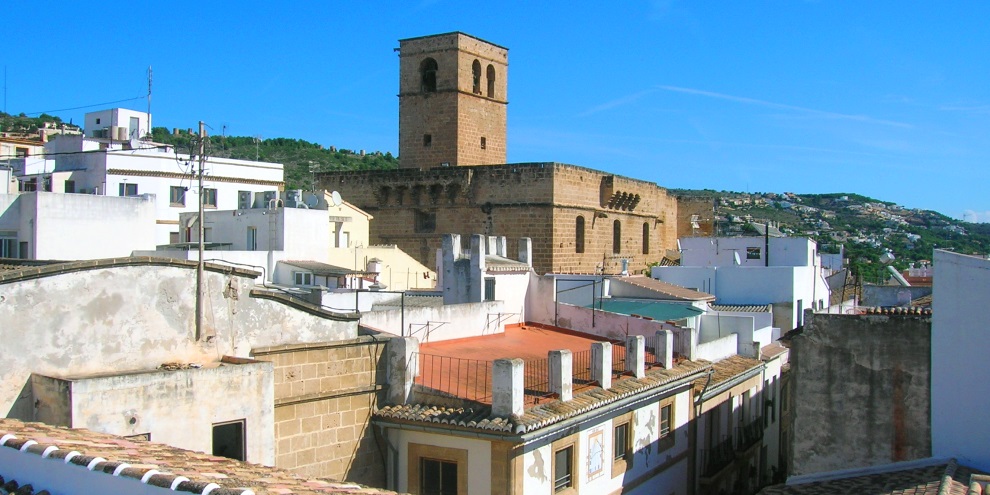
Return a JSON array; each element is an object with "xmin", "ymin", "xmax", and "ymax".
[
  {"xmin": 591, "ymin": 342, "xmax": 612, "ymax": 389},
  {"xmin": 470, "ymin": 234, "xmax": 485, "ymax": 301},
  {"xmin": 549, "ymin": 350, "xmax": 573, "ymax": 402},
  {"xmin": 656, "ymin": 329, "xmax": 674, "ymax": 369},
  {"xmin": 626, "ymin": 335, "xmax": 646, "ymax": 378},
  {"xmin": 518, "ymin": 237, "xmax": 533, "ymax": 268},
  {"xmin": 386, "ymin": 337, "xmax": 419, "ymax": 405},
  {"xmin": 493, "ymin": 358, "xmax": 524, "ymax": 417}
]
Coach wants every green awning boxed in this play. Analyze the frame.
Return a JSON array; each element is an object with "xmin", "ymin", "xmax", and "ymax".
[{"xmin": 586, "ymin": 299, "xmax": 704, "ymax": 321}]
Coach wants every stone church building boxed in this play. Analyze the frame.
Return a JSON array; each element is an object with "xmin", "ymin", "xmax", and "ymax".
[{"xmin": 318, "ymin": 32, "xmax": 697, "ymax": 275}]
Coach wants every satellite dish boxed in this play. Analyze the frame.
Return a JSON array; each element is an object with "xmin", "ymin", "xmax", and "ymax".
[
  {"xmin": 330, "ymin": 191, "xmax": 342, "ymax": 206},
  {"xmin": 304, "ymin": 193, "xmax": 320, "ymax": 208},
  {"xmin": 733, "ymin": 251, "xmax": 741, "ymax": 265}
]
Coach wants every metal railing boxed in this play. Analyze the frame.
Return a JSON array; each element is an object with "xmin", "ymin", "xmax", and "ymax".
[
  {"xmin": 611, "ymin": 343, "xmax": 627, "ymax": 375},
  {"xmin": 571, "ymin": 349, "xmax": 593, "ymax": 385},
  {"xmin": 735, "ymin": 416, "xmax": 764, "ymax": 452},
  {"xmin": 700, "ymin": 436, "xmax": 735, "ymax": 478},
  {"xmin": 415, "ymin": 352, "xmax": 492, "ymax": 403},
  {"xmin": 523, "ymin": 356, "xmax": 552, "ymax": 402}
]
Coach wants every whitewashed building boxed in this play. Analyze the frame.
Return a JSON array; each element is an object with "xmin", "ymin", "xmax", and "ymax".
[
  {"xmin": 653, "ymin": 237, "xmax": 829, "ymax": 331},
  {"xmin": 931, "ymin": 249, "xmax": 990, "ymax": 471},
  {"xmin": 41, "ymin": 109, "xmax": 284, "ymax": 245},
  {"xmin": 0, "ymin": 191, "xmax": 156, "ymax": 259}
]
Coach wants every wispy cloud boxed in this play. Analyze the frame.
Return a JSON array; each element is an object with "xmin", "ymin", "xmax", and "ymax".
[
  {"xmin": 578, "ymin": 89, "xmax": 658, "ymax": 117},
  {"xmin": 656, "ymin": 85, "xmax": 914, "ymax": 128}
]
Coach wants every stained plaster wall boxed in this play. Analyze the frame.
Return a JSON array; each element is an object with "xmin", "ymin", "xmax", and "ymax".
[
  {"xmin": 0, "ymin": 192, "xmax": 157, "ymax": 260},
  {"xmin": 361, "ymin": 299, "xmax": 515, "ymax": 342},
  {"xmin": 789, "ymin": 311, "xmax": 931, "ymax": 476},
  {"xmin": 0, "ymin": 262, "xmax": 357, "ymax": 419},
  {"xmin": 520, "ymin": 389, "xmax": 693, "ymax": 495},
  {"xmin": 31, "ymin": 360, "xmax": 274, "ymax": 464},
  {"xmin": 551, "ymin": 302, "xmax": 680, "ymax": 341}
]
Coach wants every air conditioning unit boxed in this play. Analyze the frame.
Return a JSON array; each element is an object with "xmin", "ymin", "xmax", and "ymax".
[{"xmin": 238, "ymin": 191, "xmax": 251, "ymax": 210}]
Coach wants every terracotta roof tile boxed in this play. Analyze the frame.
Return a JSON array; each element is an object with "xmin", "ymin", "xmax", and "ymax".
[
  {"xmin": 613, "ymin": 275, "xmax": 715, "ymax": 301},
  {"xmin": 693, "ymin": 355, "xmax": 764, "ymax": 393},
  {"xmin": 0, "ymin": 419, "xmax": 405, "ymax": 495},
  {"xmin": 758, "ymin": 459, "xmax": 985, "ymax": 495},
  {"xmin": 710, "ymin": 304, "xmax": 773, "ymax": 313},
  {"xmin": 377, "ymin": 359, "xmax": 711, "ymax": 434}
]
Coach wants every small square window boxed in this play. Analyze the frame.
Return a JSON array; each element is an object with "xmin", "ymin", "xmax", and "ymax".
[
  {"xmin": 119, "ymin": 183, "xmax": 138, "ymax": 196},
  {"xmin": 421, "ymin": 458, "xmax": 458, "ymax": 495},
  {"xmin": 424, "ymin": 134, "xmax": 432, "ymax": 147},
  {"xmin": 212, "ymin": 420, "xmax": 245, "ymax": 461},
  {"xmin": 202, "ymin": 188, "xmax": 218, "ymax": 208},
  {"xmin": 170, "ymin": 186, "xmax": 186, "ymax": 206},
  {"xmin": 294, "ymin": 272, "xmax": 313, "ymax": 286},
  {"xmin": 95, "ymin": 118, "xmax": 101, "ymax": 125},
  {"xmin": 746, "ymin": 247, "xmax": 761, "ymax": 260},
  {"xmin": 480, "ymin": 137, "xmax": 486, "ymax": 149}
]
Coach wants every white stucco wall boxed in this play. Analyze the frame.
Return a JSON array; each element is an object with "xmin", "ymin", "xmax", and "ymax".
[
  {"xmin": 0, "ymin": 192, "xmax": 157, "ymax": 260},
  {"xmin": 44, "ymin": 135, "xmax": 283, "ymax": 245},
  {"xmin": 84, "ymin": 108, "xmax": 151, "ymax": 139},
  {"xmin": 695, "ymin": 334, "xmax": 738, "ymax": 362},
  {"xmin": 519, "ymin": 389, "xmax": 692, "ymax": 495},
  {"xmin": 654, "ymin": 265, "xmax": 827, "ymax": 331},
  {"xmin": 0, "ymin": 262, "xmax": 357, "ymax": 419},
  {"xmin": 552, "ymin": 302, "xmax": 680, "ymax": 341},
  {"xmin": 361, "ymin": 300, "xmax": 513, "ymax": 342},
  {"xmin": 33, "ymin": 360, "xmax": 274, "ymax": 465},
  {"xmin": 678, "ymin": 236, "xmax": 815, "ymax": 267},
  {"xmin": 931, "ymin": 249, "xmax": 990, "ymax": 471}
]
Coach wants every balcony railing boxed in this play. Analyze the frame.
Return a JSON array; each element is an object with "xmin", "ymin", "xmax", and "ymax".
[
  {"xmin": 415, "ymin": 353, "xmax": 492, "ymax": 403},
  {"xmin": 700, "ymin": 436, "xmax": 735, "ymax": 478},
  {"xmin": 735, "ymin": 416, "xmax": 764, "ymax": 452}
]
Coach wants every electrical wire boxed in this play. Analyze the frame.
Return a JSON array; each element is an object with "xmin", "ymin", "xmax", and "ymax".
[{"xmin": 18, "ymin": 96, "xmax": 146, "ymax": 116}]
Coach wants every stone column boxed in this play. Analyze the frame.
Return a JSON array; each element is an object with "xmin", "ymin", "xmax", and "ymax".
[
  {"xmin": 549, "ymin": 350, "xmax": 573, "ymax": 402},
  {"xmin": 493, "ymin": 358, "xmax": 524, "ymax": 417},
  {"xmin": 656, "ymin": 329, "xmax": 674, "ymax": 368},
  {"xmin": 386, "ymin": 337, "xmax": 419, "ymax": 405},
  {"xmin": 591, "ymin": 342, "xmax": 612, "ymax": 390},
  {"xmin": 626, "ymin": 335, "xmax": 645, "ymax": 378}
]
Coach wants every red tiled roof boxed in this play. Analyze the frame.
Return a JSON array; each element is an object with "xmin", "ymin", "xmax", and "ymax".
[
  {"xmin": 0, "ymin": 419, "xmax": 402, "ymax": 495},
  {"xmin": 613, "ymin": 275, "xmax": 715, "ymax": 301},
  {"xmin": 758, "ymin": 459, "xmax": 986, "ymax": 495}
]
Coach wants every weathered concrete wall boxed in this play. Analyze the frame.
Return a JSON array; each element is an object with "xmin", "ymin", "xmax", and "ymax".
[
  {"xmin": 361, "ymin": 300, "xmax": 514, "ymax": 343},
  {"xmin": 789, "ymin": 311, "xmax": 931, "ymax": 476},
  {"xmin": 252, "ymin": 337, "xmax": 388, "ymax": 485},
  {"xmin": 32, "ymin": 360, "xmax": 274, "ymax": 465},
  {"xmin": 0, "ymin": 259, "xmax": 357, "ymax": 420},
  {"xmin": 862, "ymin": 285, "xmax": 932, "ymax": 307}
]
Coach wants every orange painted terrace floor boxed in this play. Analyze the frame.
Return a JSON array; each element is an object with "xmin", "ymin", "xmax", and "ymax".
[{"xmin": 414, "ymin": 323, "xmax": 664, "ymax": 407}]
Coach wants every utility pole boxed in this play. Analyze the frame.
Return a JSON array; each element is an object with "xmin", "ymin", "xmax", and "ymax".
[{"xmin": 196, "ymin": 121, "xmax": 206, "ymax": 341}]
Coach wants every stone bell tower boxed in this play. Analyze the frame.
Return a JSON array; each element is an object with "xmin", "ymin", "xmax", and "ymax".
[{"xmin": 397, "ymin": 32, "xmax": 508, "ymax": 169}]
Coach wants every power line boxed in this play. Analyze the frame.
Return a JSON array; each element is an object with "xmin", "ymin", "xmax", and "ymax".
[{"xmin": 18, "ymin": 96, "xmax": 147, "ymax": 116}]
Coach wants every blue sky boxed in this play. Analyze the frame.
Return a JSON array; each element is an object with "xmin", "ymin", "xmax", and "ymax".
[{"xmin": 4, "ymin": 2, "xmax": 988, "ymax": 221}]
